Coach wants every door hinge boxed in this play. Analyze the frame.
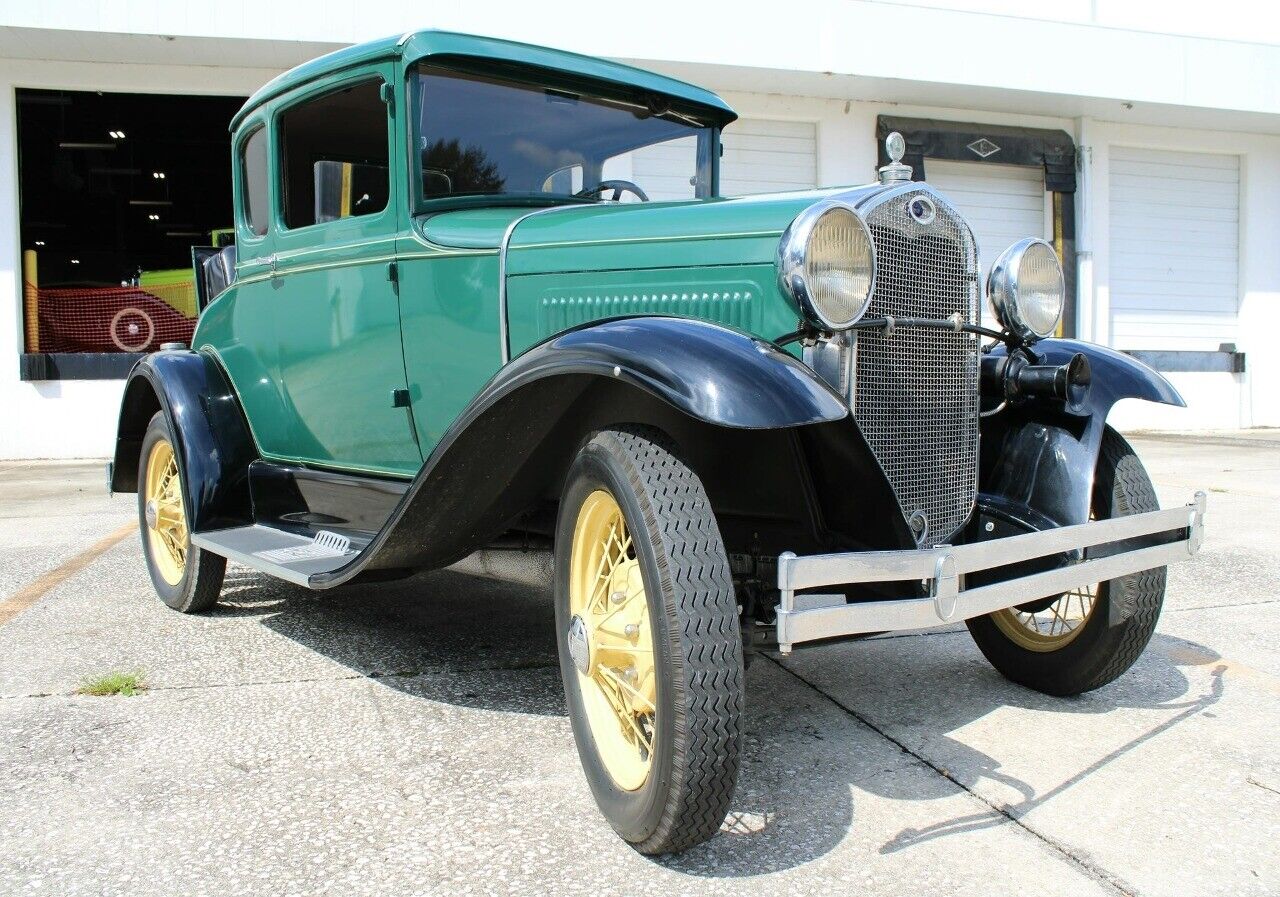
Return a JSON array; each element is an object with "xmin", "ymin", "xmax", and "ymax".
[
  {"xmin": 391, "ymin": 387, "xmax": 411, "ymax": 408},
  {"xmin": 386, "ymin": 260, "xmax": 398, "ymax": 287},
  {"xmin": 379, "ymin": 82, "xmax": 394, "ymax": 112}
]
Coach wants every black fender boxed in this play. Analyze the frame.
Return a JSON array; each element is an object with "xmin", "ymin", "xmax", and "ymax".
[
  {"xmin": 110, "ymin": 350, "xmax": 257, "ymax": 532},
  {"xmin": 307, "ymin": 317, "xmax": 904, "ymax": 587},
  {"xmin": 504, "ymin": 316, "xmax": 850, "ymax": 429},
  {"xmin": 980, "ymin": 339, "xmax": 1184, "ymax": 530}
]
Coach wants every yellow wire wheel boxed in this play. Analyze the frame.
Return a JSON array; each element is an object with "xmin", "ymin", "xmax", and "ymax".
[
  {"xmin": 990, "ymin": 583, "xmax": 1099, "ymax": 652},
  {"xmin": 567, "ymin": 489, "xmax": 657, "ymax": 792},
  {"xmin": 143, "ymin": 437, "xmax": 188, "ymax": 586}
]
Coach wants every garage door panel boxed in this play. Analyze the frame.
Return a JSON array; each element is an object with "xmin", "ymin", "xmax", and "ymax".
[
  {"xmin": 725, "ymin": 134, "xmax": 816, "ymax": 155},
  {"xmin": 1113, "ymin": 258, "xmax": 1240, "ymax": 279},
  {"xmin": 1111, "ymin": 145, "xmax": 1238, "ymax": 169},
  {"xmin": 1111, "ymin": 165, "xmax": 1240, "ymax": 186},
  {"xmin": 720, "ymin": 159, "xmax": 816, "ymax": 179},
  {"xmin": 1109, "ymin": 194, "xmax": 1239, "ymax": 217},
  {"xmin": 719, "ymin": 119, "xmax": 817, "ymax": 197},
  {"xmin": 1109, "ymin": 146, "xmax": 1239, "ymax": 353},
  {"xmin": 1113, "ymin": 223, "xmax": 1239, "ymax": 245},
  {"xmin": 926, "ymin": 159, "xmax": 1048, "ymax": 329}
]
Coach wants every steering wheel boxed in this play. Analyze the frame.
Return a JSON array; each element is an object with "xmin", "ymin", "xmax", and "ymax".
[{"xmin": 576, "ymin": 179, "xmax": 650, "ymax": 203}]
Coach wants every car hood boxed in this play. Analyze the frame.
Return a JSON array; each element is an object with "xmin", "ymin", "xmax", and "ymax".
[{"xmin": 419, "ymin": 186, "xmax": 883, "ymax": 275}]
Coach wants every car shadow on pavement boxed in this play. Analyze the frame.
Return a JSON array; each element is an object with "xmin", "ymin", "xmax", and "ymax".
[{"xmin": 214, "ymin": 566, "xmax": 1226, "ymax": 876}]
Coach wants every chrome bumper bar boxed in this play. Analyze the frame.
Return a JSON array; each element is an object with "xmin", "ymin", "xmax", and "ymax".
[{"xmin": 775, "ymin": 491, "xmax": 1206, "ymax": 653}]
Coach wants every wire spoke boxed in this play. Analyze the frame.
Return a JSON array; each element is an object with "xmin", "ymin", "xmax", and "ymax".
[{"xmin": 597, "ymin": 665, "xmax": 656, "ymax": 712}]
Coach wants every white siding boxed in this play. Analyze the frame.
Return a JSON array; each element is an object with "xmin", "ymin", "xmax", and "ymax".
[
  {"xmin": 719, "ymin": 119, "xmax": 817, "ymax": 196},
  {"xmin": 1108, "ymin": 146, "xmax": 1240, "ymax": 351},
  {"xmin": 926, "ymin": 159, "xmax": 1048, "ymax": 327}
]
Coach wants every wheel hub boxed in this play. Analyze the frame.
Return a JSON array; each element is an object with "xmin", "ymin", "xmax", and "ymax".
[
  {"xmin": 144, "ymin": 499, "xmax": 159, "ymax": 529},
  {"xmin": 566, "ymin": 614, "xmax": 591, "ymax": 675}
]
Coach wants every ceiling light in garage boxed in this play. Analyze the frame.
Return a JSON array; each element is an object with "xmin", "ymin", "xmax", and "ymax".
[
  {"xmin": 70, "ymin": 258, "xmax": 80, "ymax": 264},
  {"xmin": 148, "ymin": 213, "xmax": 160, "ymax": 220},
  {"xmin": 152, "ymin": 171, "xmax": 166, "ymax": 179},
  {"xmin": 34, "ymin": 240, "xmax": 45, "ymax": 246},
  {"xmin": 108, "ymin": 130, "xmax": 127, "ymax": 139}
]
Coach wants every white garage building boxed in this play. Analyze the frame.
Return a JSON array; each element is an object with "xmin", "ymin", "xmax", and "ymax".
[{"xmin": 2, "ymin": 0, "xmax": 1279, "ymax": 459}]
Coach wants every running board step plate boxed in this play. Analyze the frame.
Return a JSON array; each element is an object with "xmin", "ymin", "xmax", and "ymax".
[{"xmin": 191, "ymin": 526, "xmax": 365, "ymax": 586}]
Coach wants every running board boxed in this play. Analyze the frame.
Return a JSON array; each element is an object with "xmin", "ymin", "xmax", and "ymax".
[{"xmin": 191, "ymin": 526, "xmax": 367, "ymax": 587}]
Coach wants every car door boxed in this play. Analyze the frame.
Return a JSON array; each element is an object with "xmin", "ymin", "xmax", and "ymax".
[{"xmin": 268, "ymin": 64, "xmax": 421, "ymax": 477}]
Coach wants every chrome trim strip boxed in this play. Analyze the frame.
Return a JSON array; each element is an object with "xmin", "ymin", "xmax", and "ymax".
[
  {"xmin": 774, "ymin": 491, "xmax": 1206, "ymax": 653},
  {"xmin": 497, "ymin": 205, "xmax": 584, "ymax": 364}
]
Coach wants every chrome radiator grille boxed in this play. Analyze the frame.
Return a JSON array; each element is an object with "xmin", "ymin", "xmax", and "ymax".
[{"xmin": 855, "ymin": 187, "xmax": 981, "ymax": 547}]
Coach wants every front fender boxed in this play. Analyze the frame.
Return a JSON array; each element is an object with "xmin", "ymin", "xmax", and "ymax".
[
  {"xmin": 306, "ymin": 317, "xmax": 862, "ymax": 586},
  {"xmin": 505, "ymin": 316, "xmax": 850, "ymax": 428},
  {"xmin": 110, "ymin": 350, "xmax": 257, "ymax": 532},
  {"xmin": 981, "ymin": 339, "xmax": 1184, "ymax": 528}
]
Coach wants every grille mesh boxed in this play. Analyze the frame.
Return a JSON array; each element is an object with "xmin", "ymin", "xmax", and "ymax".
[{"xmin": 856, "ymin": 188, "xmax": 981, "ymax": 547}]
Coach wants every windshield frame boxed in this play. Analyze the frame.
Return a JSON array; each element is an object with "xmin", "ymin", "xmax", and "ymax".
[{"xmin": 406, "ymin": 58, "xmax": 723, "ymax": 215}]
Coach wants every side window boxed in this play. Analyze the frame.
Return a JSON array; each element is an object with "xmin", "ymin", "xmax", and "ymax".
[
  {"xmin": 241, "ymin": 127, "xmax": 269, "ymax": 237},
  {"xmin": 278, "ymin": 79, "xmax": 389, "ymax": 229}
]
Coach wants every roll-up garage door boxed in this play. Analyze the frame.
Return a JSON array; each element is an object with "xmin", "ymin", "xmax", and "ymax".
[
  {"xmin": 1108, "ymin": 146, "xmax": 1239, "ymax": 351},
  {"xmin": 926, "ymin": 159, "xmax": 1048, "ymax": 328},
  {"xmin": 625, "ymin": 119, "xmax": 817, "ymax": 201},
  {"xmin": 719, "ymin": 119, "xmax": 817, "ymax": 196}
]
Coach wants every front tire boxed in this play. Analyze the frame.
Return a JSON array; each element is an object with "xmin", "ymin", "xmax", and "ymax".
[
  {"xmin": 967, "ymin": 426, "xmax": 1166, "ymax": 695},
  {"xmin": 137, "ymin": 412, "xmax": 226, "ymax": 613},
  {"xmin": 554, "ymin": 427, "xmax": 743, "ymax": 855}
]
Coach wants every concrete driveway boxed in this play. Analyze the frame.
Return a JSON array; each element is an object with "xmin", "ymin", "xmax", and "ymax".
[{"xmin": 1, "ymin": 433, "xmax": 1276, "ymax": 896}]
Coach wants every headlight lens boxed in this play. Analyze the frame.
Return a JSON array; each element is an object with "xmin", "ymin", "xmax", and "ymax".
[
  {"xmin": 987, "ymin": 238, "xmax": 1064, "ymax": 340},
  {"xmin": 777, "ymin": 203, "xmax": 875, "ymax": 330}
]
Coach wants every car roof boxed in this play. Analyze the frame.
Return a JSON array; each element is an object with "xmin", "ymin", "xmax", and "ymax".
[{"xmin": 229, "ymin": 29, "xmax": 736, "ymax": 131}]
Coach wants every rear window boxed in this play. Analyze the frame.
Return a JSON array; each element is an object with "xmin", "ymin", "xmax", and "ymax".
[
  {"xmin": 277, "ymin": 80, "xmax": 390, "ymax": 229},
  {"xmin": 240, "ymin": 127, "xmax": 268, "ymax": 237}
]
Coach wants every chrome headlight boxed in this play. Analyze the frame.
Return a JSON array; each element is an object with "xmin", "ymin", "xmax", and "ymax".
[
  {"xmin": 777, "ymin": 202, "xmax": 876, "ymax": 330},
  {"xmin": 987, "ymin": 238, "xmax": 1065, "ymax": 340}
]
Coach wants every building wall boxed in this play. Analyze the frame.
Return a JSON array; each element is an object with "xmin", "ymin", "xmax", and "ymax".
[
  {"xmin": 2, "ymin": 50, "xmax": 1278, "ymax": 459},
  {"xmin": 1079, "ymin": 119, "xmax": 1280, "ymax": 430},
  {"xmin": 0, "ymin": 58, "xmax": 278, "ymax": 460}
]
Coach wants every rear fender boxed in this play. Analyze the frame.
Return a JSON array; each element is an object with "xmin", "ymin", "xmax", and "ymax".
[
  {"xmin": 110, "ymin": 350, "xmax": 257, "ymax": 532},
  {"xmin": 981, "ymin": 339, "xmax": 1184, "ymax": 528}
]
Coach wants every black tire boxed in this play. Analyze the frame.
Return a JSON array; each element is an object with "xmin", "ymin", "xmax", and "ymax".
[
  {"xmin": 967, "ymin": 426, "xmax": 1166, "ymax": 695},
  {"xmin": 554, "ymin": 427, "xmax": 743, "ymax": 855},
  {"xmin": 137, "ymin": 412, "xmax": 226, "ymax": 613}
]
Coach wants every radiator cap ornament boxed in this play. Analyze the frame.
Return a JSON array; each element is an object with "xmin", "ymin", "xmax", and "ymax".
[{"xmin": 879, "ymin": 131, "xmax": 913, "ymax": 185}]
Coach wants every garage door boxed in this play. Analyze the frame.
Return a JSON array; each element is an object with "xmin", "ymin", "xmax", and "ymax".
[
  {"xmin": 720, "ymin": 119, "xmax": 817, "ymax": 196},
  {"xmin": 926, "ymin": 159, "xmax": 1048, "ymax": 328},
  {"xmin": 1108, "ymin": 146, "xmax": 1239, "ymax": 351},
  {"xmin": 624, "ymin": 119, "xmax": 817, "ymax": 201}
]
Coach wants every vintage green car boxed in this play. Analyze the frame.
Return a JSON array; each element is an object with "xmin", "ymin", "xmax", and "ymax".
[{"xmin": 110, "ymin": 31, "xmax": 1206, "ymax": 854}]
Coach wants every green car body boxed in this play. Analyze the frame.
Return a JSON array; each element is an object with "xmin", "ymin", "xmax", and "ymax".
[
  {"xmin": 197, "ymin": 29, "xmax": 829, "ymax": 477},
  {"xmin": 111, "ymin": 28, "xmax": 1205, "ymax": 857}
]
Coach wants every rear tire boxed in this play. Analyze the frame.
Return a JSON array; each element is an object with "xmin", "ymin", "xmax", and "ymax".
[
  {"xmin": 137, "ymin": 412, "xmax": 226, "ymax": 613},
  {"xmin": 554, "ymin": 426, "xmax": 743, "ymax": 855},
  {"xmin": 967, "ymin": 426, "xmax": 1165, "ymax": 695}
]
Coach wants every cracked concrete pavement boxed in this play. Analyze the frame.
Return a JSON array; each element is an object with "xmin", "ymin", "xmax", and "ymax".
[{"xmin": 0, "ymin": 431, "xmax": 1277, "ymax": 896}]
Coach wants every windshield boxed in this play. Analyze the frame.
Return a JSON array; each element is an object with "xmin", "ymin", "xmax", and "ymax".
[{"xmin": 413, "ymin": 64, "xmax": 717, "ymax": 206}]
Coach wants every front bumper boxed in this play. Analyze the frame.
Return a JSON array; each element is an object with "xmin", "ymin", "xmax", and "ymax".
[{"xmin": 775, "ymin": 491, "xmax": 1206, "ymax": 653}]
